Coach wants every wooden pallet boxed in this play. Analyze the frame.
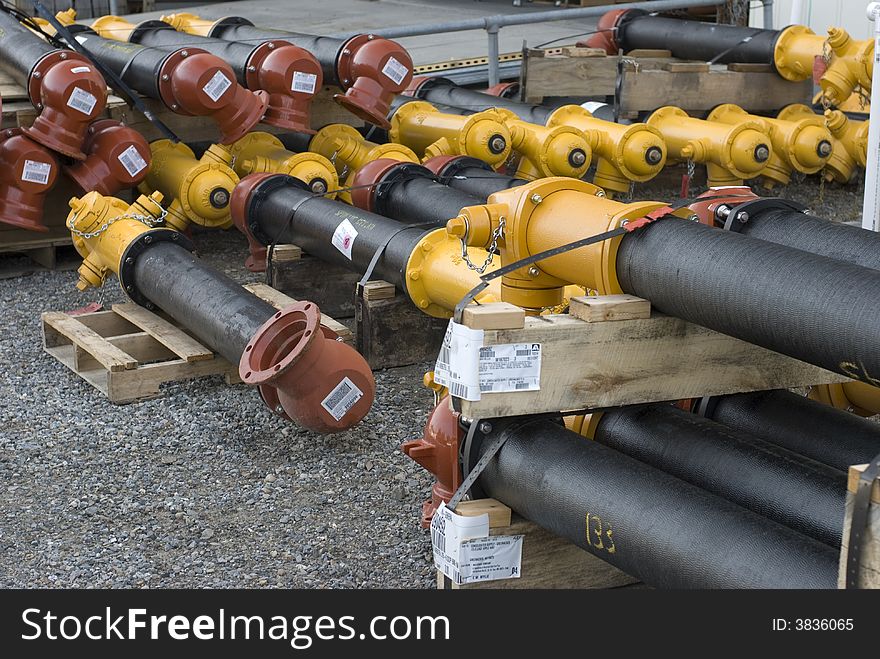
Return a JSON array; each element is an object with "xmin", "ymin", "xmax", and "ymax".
[
  {"xmin": 269, "ymin": 245, "xmax": 445, "ymax": 369},
  {"xmin": 452, "ymin": 295, "xmax": 851, "ymax": 419},
  {"xmin": 40, "ymin": 283, "xmax": 351, "ymax": 403},
  {"xmin": 522, "ymin": 48, "xmax": 812, "ymax": 117},
  {"xmin": 437, "ymin": 499, "xmax": 641, "ymax": 590},
  {"xmin": 839, "ymin": 464, "xmax": 880, "ymax": 588}
]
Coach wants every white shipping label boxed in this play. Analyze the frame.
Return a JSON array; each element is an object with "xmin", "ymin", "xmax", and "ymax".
[
  {"xmin": 202, "ymin": 70, "xmax": 233, "ymax": 102},
  {"xmin": 433, "ymin": 320, "xmax": 484, "ymax": 401},
  {"xmin": 21, "ymin": 159, "xmax": 52, "ymax": 185},
  {"xmin": 331, "ymin": 218, "xmax": 358, "ymax": 259},
  {"xmin": 66, "ymin": 87, "xmax": 97, "ymax": 115},
  {"xmin": 291, "ymin": 71, "xmax": 318, "ymax": 94},
  {"xmin": 320, "ymin": 376, "xmax": 363, "ymax": 421},
  {"xmin": 580, "ymin": 101, "xmax": 609, "ymax": 114},
  {"xmin": 70, "ymin": 66, "xmax": 92, "ymax": 74},
  {"xmin": 381, "ymin": 56, "xmax": 408, "ymax": 85},
  {"xmin": 478, "ymin": 343, "xmax": 542, "ymax": 394},
  {"xmin": 431, "ymin": 503, "xmax": 523, "ymax": 585},
  {"xmin": 117, "ymin": 145, "xmax": 149, "ymax": 177}
]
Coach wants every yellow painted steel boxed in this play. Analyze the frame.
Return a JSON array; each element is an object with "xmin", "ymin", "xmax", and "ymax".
[
  {"xmin": 159, "ymin": 12, "xmax": 217, "ymax": 36},
  {"xmin": 708, "ymin": 103, "xmax": 833, "ymax": 188},
  {"xmin": 230, "ymin": 133, "xmax": 339, "ymax": 198},
  {"xmin": 403, "ymin": 228, "xmax": 501, "ymax": 318},
  {"xmin": 68, "ymin": 190, "xmax": 166, "ymax": 291},
  {"xmin": 493, "ymin": 108, "xmax": 591, "ymax": 180},
  {"xmin": 446, "ymin": 178, "xmax": 690, "ymax": 312},
  {"xmin": 647, "ymin": 106, "xmax": 773, "ymax": 187},
  {"xmin": 90, "ymin": 15, "xmax": 137, "ymax": 42},
  {"xmin": 28, "ymin": 9, "xmax": 76, "ymax": 36},
  {"xmin": 809, "ymin": 381, "xmax": 880, "ymax": 417},
  {"xmin": 546, "ymin": 105, "xmax": 667, "ymax": 196},
  {"xmin": 821, "ymin": 108, "xmax": 869, "ymax": 183},
  {"xmin": 309, "ymin": 124, "xmax": 418, "ymax": 203},
  {"xmin": 140, "ymin": 141, "xmax": 239, "ymax": 231},
  {"xmin": 774, "ymin": 25, "xmax": 873, "ymax": 106},
  {"xmin": 389, "ymin": 101, "xmax": 513, "ymax": 167}
]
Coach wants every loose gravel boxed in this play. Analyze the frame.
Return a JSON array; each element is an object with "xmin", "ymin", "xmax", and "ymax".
[{"xmin": 0, "ymin": 174, "xmax": 868, "ymax": 588}]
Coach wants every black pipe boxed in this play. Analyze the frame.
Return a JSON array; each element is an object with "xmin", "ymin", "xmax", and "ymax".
[
  {"xmin": 245, "ymin": 176, "xmax": 434, "ymax": 290},
  {"xmin": 125, "ymin": 21, "xmax": 255, "ymax": 85},
  {"xmin": 430, "ymin": 156, "xmax": 526, "ymax": 200},
  {"xmin": 615, "ymin": 217, "xmax": 880, "ymax": 385},
  {"xmin": 736, "ymin": 207, "xmax": 880, "ymax": 271},
  {"xmin": 592, "ymin": 404, "xmax": 846, "ymax": 548},
  {"xmin": 62, "ymin": 28, "xmax": 168, "ymax": 98},
  {"xmin": 701, "ymin": 389, "xmax": 880, "ymax": 473},
  {"xmin": 206, "ymin": 18, "xmax": 345, "ymax": 83},
  {"xmin": 411, "ymin": 77, "xmax": 555, "ymax": 125},
  {"xmin": 615, "ymin": 11, "xmax": 780, "ymax": 66},
  {"xmin": 0, "ymin": 10, "xmax": 59, "ymax": 87},
  {"xmin": 131, "ymin": 241, "xmax": 275, "ymax": 363},
  {"xmin": 473, "ymin": 417, "xmax": 838, "ymax": 589}
]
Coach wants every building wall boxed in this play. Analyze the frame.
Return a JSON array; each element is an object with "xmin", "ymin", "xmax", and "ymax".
[{"xmin": 750, "ymin": 0, "xmax": 873, "ymax": 39}]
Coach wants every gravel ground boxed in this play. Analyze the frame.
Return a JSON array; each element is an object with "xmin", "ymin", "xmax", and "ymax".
[{"xmin": 0, "ymin": 174, "xmax": 868, "ymax": 588}]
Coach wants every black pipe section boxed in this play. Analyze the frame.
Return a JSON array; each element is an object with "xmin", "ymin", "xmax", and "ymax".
[
  {"xmin": 429, "ymin": 156, "xmax": 526, "ymax": 200},
  {"xmin": 410, "ymin": 77, "xmax": 555, "ymax": 125},
  {"xmin": 701, "ymin": 389, "xmax": 880, "ymax": 473},
  {"xmin": 616, "ymin": 217, "xmax": 880, "ymax": 385},
  {"xmin": 737, "ymin": 207, "xmax": 880, "ymax": 271},
  {"xmin": 473, "ymin": 417, "xmax": 838, "ymax": 588},
  {"xmin": 206, "ymin": 18, "xmax": 344, "ymax": 84},
  {"xmin": 245, "ymin": 176, "xmax": 434, "ymax": 290},
  {"xmin": 615, "ymin": 11, "xmax": 780, "ymax": 66},
  {"xmin": 0, "ymin": 10, "xmax": 57, "ymax": 87},
  {"xmin": 132, "ymin": 241, "xmax": 275, "ymax": 363},
  {"xmin": 592, "ymin": 404, "xmax": 846, "ymax": 548}
]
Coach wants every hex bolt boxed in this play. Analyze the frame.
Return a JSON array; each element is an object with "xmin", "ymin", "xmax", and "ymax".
[
  {"xmin": 247, "ymin": 66, "xmax": 256, "ymax": 73},
  {"xmin": 528, "ymin": 266, "xmax": 540, "ymax": 277},
  {"xmin": 736, "ymin": 211, "xmax": 750, "ymax": 223},
  {"xmin": 530, "ymin": 194, "xmax": 543, "ymax": 204},
  {"xmin": 180, "ymin": 50, "xmax": 189, "ymax": 57},
  {"xmin": 754, "ymin": 145, "xmax": 770, "ymax": 163},
  {"xmin": 645, "ymin": 146, "xmax": 664, "ymax": 166},
  {"xmin": 144, "ymin": 235, "xmax": 153, "ymax": 244},
  {"xmin": 569, "ymin": 149, "xmax": 587, "ymax": 168},
  {"xmin": 817, "ymin": 140, "xmax": 833, "ymax": 158},
  {"xmin": 162, "ymin": 74, "xmax": 170, "ymax": 81},
  {"xmin": 489, "ymin": 135, "xmax": 507, "ymax": 154},
  {"xmin": 478, "ymin": 421, "xmax": 493, "ymax": 434}
]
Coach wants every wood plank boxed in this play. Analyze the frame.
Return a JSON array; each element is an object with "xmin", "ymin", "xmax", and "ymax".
[
  {"xmin": 442, "ymin": 499, "xmax": 639, "ymax": 590},
  {"xmin": 361, "ymin": 280, "xmax": 396, "ymax": 302},
  {"xmin": 457, "ymin": 312, "xmax": 850, "ymax": 418},
  {"xmin": 41, "ymin": 312, "xmax": 138, "ymax": 372},
  {"xmin": 270, "ymin": 244, "xmax": 303, "ymax": 262},
  {"xmin": 112, "ymin": 303, "xmax": 213, "ymax": 362},
  {"xmin": 105, "ymin": 357, "xmax": 238, "ymax": 403},
  {"xmin": 625, "ymin": 49, "xmax": 673, "ymax": 58},
  {"xmin": 569, "ymin": 294, "xmax": 651, "ymax": 323},
  {"xmin": 663, "ymin": 62, "xmax": 710, "ymax": 73},
  {"xmin": 727, "ymin": 62, "xmax": 774, "ymax": 72},
  {"xmin": 244, "ymin": 282, "xmax": 354, "ymax": 345},
  {"xmin": 838, "ymin": 465, "xmax": 880, "ymax": 589},
  {"xmin": 461, "ymin": 302, "xmax": 525, "ymax": 330}
]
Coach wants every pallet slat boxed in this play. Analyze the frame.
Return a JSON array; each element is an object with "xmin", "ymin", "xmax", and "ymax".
[
  {"xmin": 112, "ymin": 302, "xmax": 214, "ymax": 362},
  {"xmin": 42, "ymin": 311, "xmax": 138, "ymax": 372}
]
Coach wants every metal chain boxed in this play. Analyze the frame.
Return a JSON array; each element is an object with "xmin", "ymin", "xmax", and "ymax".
[
  {"xmin": 686, "ymin": 159, "xmax": 696, "ymax": 180},
  {"xmin": 460, "ymin": 216, "xmax": 505, "ymax": 274},
  {"xmin": 67, "ymin": 197, "xmax": 167, "ymax": 239}
]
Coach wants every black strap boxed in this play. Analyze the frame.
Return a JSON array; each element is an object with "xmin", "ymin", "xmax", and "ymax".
[
  {"xmin": 356, "ymin": 222, "xmax": 436, "ymax": 291},
  {"xmin": 845, "ymin": 451, "xmax": 880, "ymax": 588},
  {"xmin": 33, "ymin": 0, "xmax": 179, "ymax": 142}
]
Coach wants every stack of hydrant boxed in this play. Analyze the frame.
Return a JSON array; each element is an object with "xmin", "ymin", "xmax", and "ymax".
[{"xmin": 3, "ymin": 6, "xmax": 880, "ymax": 590}]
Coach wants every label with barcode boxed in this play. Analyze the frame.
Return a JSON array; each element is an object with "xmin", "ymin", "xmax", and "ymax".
[
  {"xmin": 433, "ymin": 320, "xmax": 483, "ymax": 401},
  {"xmin": 381, "ymin": 56, "xmax": 409, "ymax": 85},
  {"xmin": 291, "ymin": 71, "xmax": 318, "ymax": 94},
  {"xmin": 478, "ymin": 343, "xmax": 542, "ymax": 394},
  {"xmin": 320, "ymin": 376, "xmax": 363, "ymax": 421},
  {"xmin": 117, "ymin": 145, "xmax": 149, "ymax": 177},
  {"xmin": 70, "ymin": 66, "xmax": 92, "ymax": 74},
  {"xmin": 66, "ymin": 87, "xmax": 97, "ymax": 115},
  {"xmin": 431, "ymin": 503, "xmax": 523, "ymax": 585},
  {"xmin": 202, "ymin": 70, "xmax": 232, "ymax": 102},
  {"xmin": 331, "ymin": 218, "xmax": 358, "ymax": 259},
  {"xmin": 21, "ymin": 159, "xmax": 52, "ymax": 185}
]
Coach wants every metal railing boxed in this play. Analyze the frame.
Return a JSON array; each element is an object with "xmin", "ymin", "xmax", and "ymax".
[{"xmin": 335, "ymin": 0, "xmax": 724, "ymax": 86}]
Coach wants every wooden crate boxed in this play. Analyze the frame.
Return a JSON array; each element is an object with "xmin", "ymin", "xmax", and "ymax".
[
  {"xmin": 40, "ymin": 283, "xmax": 351, "ymax": 403},
  {"xmin": 436, "ymin": 499, "xmax": 641, "ymax": 590},
  {"xmin": 522, "ymin": 48, "xmax": 812, "ymax": 117},
  {"xmin": 838, "ymin": 464, "xmax": 880, "ymax": 589}
]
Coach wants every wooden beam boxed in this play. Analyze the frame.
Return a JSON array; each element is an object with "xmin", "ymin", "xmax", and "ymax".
[{"xmin": 838, "ymin": 465, "xmax": 880, "ymax": 589}]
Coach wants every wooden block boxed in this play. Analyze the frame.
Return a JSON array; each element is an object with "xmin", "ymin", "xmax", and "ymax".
[
  {"xmin": 461, "ymin": 302, "xmax": 526, "ymax": 330},
  {"xmin": 270, "ymin": 244, "xmax": 303, "ymax": 262},
  {"xmin": 355, "ymin": 289, "xmax": 448, "ymax": 370},
  {"xmin": 454, "ymin": 499, "xmax": 513, "ymax": 528},
  {"xmin": 727, "ymin": 63, "xmax": 774, "ymax": 72},
  {"xmin": 569, "ymin": 294, "xmax": 651, "ymax": 323},
  {"xmin": 440, "ymin": 499, "xmax": 639, "ymax": 590},
  {"xmin": 244, "ymin": 282, "xmax": 354, "ymax": 345},
  {"xmin": 625, "ymin": 49, "xmax": 673, "ymax": 58},
  {"xmin": 457, "ymin": 312, "xmax": 850, "ymax": 418},
  {"xmin": 362, "ymin": 280, "xmax": 396, "ymax": 302},
  {"xmin": 663, "ymin": 62, "xmax": 711, "ymax": 73},
  {"xmin": 112, "ymin": 303, "xmax": 214, "ymax": 362},
  {"xmin": 41, "ymin": 312, "xmax": 138, "ymax": 372},
  {"xmin": 561, "ymin": 47, "xmax": 607, "ymax": 58},
  {"xmin": 838, "ymin": 465, "xmax": 880, "ymax": 589},
  {"xmin": 269, "ymin": 254, "xmax": 362, "ymax": 318}
]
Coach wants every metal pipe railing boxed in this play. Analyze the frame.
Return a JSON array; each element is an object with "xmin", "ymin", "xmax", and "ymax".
[{"xmin": 334, "ymin": 0, "xmax": 720, "ymax": 86}]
